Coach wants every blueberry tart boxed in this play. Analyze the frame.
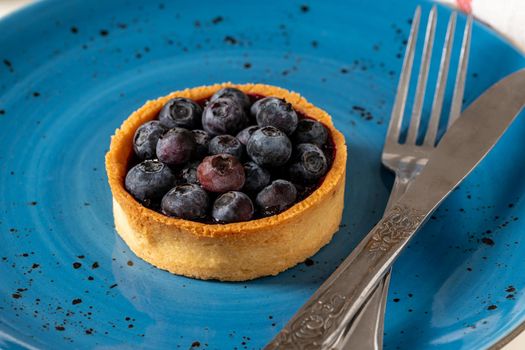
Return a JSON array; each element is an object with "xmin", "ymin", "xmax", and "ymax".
[{"xmin": 106, "ymin": 83, "xmax": 347, "ymax": 281}]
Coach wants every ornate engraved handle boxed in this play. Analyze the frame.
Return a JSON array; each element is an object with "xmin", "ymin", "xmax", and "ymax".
[{"xmin": 265, "ymin": 204, "xmax": 425, "ymax": 350}]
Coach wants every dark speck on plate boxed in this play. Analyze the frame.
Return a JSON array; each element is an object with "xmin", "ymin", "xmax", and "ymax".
[
  {"xmin": 212, "ymin": 16, "xmax": 223, "ymax": 24},
  {"xmin": 99, "ymin": 29, "xmax": 109, "ymax": 37},
  {"xmin": 506, "ymin": 286, "xmax": 516, "ymax": 293},
  {"xmin": 3, "ymin": 59, "xmax": 14, "ymax": 72},
  {"xmin": 300, "ymin": 5, "xmax": 309, "ymax": 13},
  {"xmin": 72, "ymin": 262, "xmax": 82, "ymax": 269},
  {"xmin": 481, "ymin": 237, "xmax": 495, "ymax": 246},
  {"xmin": 224, "ymin": 36, "xmax": 238, "ymax": 45},
  {"xmin": 351, "ymin": 105, "xmax": 374, "ymax": 121}
]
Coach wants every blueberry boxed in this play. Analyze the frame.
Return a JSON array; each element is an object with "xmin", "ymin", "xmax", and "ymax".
[
  {"xmin": 212, "ymin": 191, "xmax": 254, "ymax": 223},
  {"xmin": 209, "ymin": 135, "xmax": 244, "ymax": 158},
  {"xmin": 125, "ymin": 159, "xmax": 175, "ymax": 206},
  {"xmin": 197, "ymin": 154, "xmax": 245, "ymax": 192},
  {"xmin": 289, "ymin": 143, "xmax": 328, "ymax": 183},
  {"xmin": 161, "ymin": 184, "xmax": 209, "ymax": 220},
  {"xmin": 176, "ymin": 160, "xmax": 200, "ymax": 185},
  {"xmin": 255, "ymin": 179, "xmax": 297, "ymax": 216},
  {"xmin": 210, "ymin": 87, "xmax": 250, "ymax": 110},
  {"xmin": 156, "ymin": 127, "xmax": 196, "ymax": 166},
  {"xmin": 246, "ymin": 126, "xmax": 292, "ymax": 167},
  {"xmin": 250, "ymin": 97, "xmax": 272, "ymax": 118},
  {"xmin": 243, "ymin": 162, "xmax": 271, "ymax": 192},
  {"xmin": 202, "ymin": 98, "xmax": 247, "ymax": 135},
  {"xmin": 255, "ymin": 97, "xmax": 298, "ymax": 135},
  {"xmin": 133, "ymin": 121, "xmax": 167, "ymax": 160},
  {"xmin": 158, "ymin": 98, "xmax": 203, "ymax": 129},
  {"xmin": 192, "ymin": 129, "xmax": 211, "ymax": 159},
  {"xmin": 292, "ymin": 119, "xmax": 328, "ymax": 147},
  {"xmin": 236, "ymin": 125, "xmax": 259, "ymax": 145}
]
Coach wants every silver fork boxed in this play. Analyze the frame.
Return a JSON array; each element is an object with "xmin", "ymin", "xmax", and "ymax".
[{"xmin": 343, "ymin": 6, "xmax": 473, "ymax": 349}]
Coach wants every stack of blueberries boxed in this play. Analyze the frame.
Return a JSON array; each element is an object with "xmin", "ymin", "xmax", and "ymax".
[{"xmin": 125, "ymin": 87, "xmax": 332, "ymax": 223}]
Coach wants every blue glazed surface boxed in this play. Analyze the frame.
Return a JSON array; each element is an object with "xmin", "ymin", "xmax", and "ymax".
[{"xmin": 0, "ymin": 0, "xmax": 524, "ymax": 349}]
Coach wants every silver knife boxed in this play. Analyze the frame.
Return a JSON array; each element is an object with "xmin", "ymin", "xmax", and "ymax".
[{"xmin": 265, "ymin": 68, "xmax": 525, "ymax": 350}]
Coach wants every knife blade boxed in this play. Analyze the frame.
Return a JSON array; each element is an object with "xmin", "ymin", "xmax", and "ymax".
[{"xmin": 265, "ymin": 68, "xmax": 525, "ymax": 350}]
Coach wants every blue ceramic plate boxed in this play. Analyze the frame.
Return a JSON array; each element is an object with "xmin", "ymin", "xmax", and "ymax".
[{"xmin": 1, "ymin": 0, "xmax": 524, "ymax": 349}]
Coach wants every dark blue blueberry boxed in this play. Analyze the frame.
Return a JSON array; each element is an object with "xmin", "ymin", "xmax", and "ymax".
[
  {"xmin": 176, "ymin": 160, "xmax": 200, "ymax": 185},
  {"xmin": 250, "ymin": 97, "xmax": 272, "ymax": 118},
  {"xmin": 255, "ymin": 179, "xmax": 297, "ymax": 216},
  {"xmin": 243, "ymin": 162, "xmax": 271, "ymax": 192},
  {"xmin": 156, "ymin": 127, "xmax": 196, "ymax": 166},
  {"xmin": 255, "ymin": 97, "xmax": 298, "ymax": 135},
  {"xmin": 292, "ymin": 119, "xmax": 328, "ymax": 147},
  {"xmin": 133, "ymin": 121, "xmax": 167, "ymax": 160},
  {"xmin": 158, "ymin": 98, "xmax": 202, "ymax": 129},
  {"xmin": 161, "ymin": 184, "xmax": 209, "ymax": 220},
  {"xmin": 202, "ymin": 98, "xmax": 247, "ymax": 136},
  {"xmin": 197, "ymin": 154, "xmax": 245, "ymax": 193},
  {"xmin": 125, "ymin": 159, "xmax": 175, "ymax": 206},
  {"xmin": 192, "ymin": 129, "xmax": 211, "ymax": 159},
  {"xmin": 236, "ymin": 125, "xmax": 259, "ymax": 145},
  {"xmin": 210, "ymin": 87, "xmax": 250, "ymax": 110},
  {"xmin": 212, "ymin": 191, "xmax": 254, "ymax": 223},
  {"xmin": 289, "ymin": 143, "xmax": 328, "ymax": 183},
  {"xmin": 246, "ymin": 126, "xmax": 292, "ymax": 167},
  {"xmin": 209, "ymin": 135, "xmax": 244, "ymax": 158}
]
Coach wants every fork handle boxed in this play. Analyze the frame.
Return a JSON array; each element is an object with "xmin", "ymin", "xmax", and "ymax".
[{"xmin": 340, "ymin": 175, "xmax": 412, "ymax": 349}]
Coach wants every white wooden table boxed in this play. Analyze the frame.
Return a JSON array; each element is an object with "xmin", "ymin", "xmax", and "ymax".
[{"xmin": 0, "ymin": 1, "xmax": 523, "ymax": 349}]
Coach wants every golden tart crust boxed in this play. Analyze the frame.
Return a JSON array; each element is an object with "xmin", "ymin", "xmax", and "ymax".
[{"xmin": 106, "ymin": 83, "xmax": 347, "ymax": 281}]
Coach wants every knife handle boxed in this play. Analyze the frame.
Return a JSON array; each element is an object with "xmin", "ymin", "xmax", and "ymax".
[{"xmin": 265, "ymin": 203, "xmax": 427, "ymax": 350}]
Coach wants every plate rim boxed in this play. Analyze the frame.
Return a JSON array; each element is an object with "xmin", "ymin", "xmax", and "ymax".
[{"xmin": 0, "ymin": 0, "xmax": 524, "ymax": 349}]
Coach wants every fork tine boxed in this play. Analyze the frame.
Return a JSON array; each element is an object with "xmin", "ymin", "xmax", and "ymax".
[
  {"xmin": 405, "ymin": 6, "xmax": 437, "ymax": 145},
  {"xmin": 423, "ymin": 12, "xmax": 457, "ymax": 146},
  {"xmin": 448, "ymin": 15, "xmax": 473, "ymax": 127},
  {"xmin": 385, "ymin": 6, "xmax": 421, "ymax": 144}
]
